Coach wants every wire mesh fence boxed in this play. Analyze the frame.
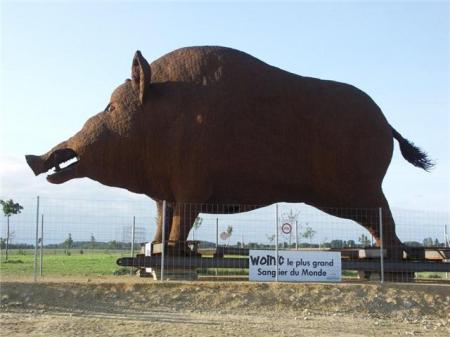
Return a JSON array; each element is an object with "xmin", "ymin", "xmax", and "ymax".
[
  {"xmin": 0, "ymin": 196, "xmax": 155, "ymax": 279},
  {"xmin": 0, "ymin": 196, "xmax": 449, "ymax": 283}
]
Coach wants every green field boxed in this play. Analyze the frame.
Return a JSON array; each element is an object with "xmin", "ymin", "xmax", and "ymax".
[
  {"xmin": 1, "ymin": 249, "xmax": 448, "ymax": 280},
  {"xmin": 0, "ymin": 249, "xmax": 129, "ymax": 277}
]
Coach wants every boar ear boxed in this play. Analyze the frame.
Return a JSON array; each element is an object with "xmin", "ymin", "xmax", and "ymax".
[{"xmin": 131, "ymin": 50, "xmax": 151, "ymax": 103}]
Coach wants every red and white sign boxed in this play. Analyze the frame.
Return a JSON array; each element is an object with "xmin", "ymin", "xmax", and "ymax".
[{"xmin": 281, "ymin": 223, "xmax": 292, "ymax": 234}]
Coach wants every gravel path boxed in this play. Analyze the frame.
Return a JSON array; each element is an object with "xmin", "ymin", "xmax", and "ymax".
[{"xmin": 1, "ymin": 278, "xmax": 449, "ymax": 336}]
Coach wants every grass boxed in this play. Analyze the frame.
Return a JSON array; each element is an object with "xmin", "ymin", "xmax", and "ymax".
[
  {"xmin": 416, "ymin": 272, "xmax": 448, "ymax": 279},
  {"xmin": 1, "ymin": 249, "xmax": 448, "ymax": 280},
  {"xmin": 0, "ymin": 249, "xmax": 129, "ymax": 277}
]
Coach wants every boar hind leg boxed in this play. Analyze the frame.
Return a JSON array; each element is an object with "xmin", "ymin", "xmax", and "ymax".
[
  {"xmin": 356, "ymin": 200, "xmax": 403, "ymax": 261},
  {"xmin": 167, "ymin": 203, "xmax": 201, "ymax": 255},
  {"xmin": 318, "ymin": 192, "xmax": 403, "ymax": 260},
  {"xmin": 369, "ymin": 194, "xmax": 404, "ymax": 261}
]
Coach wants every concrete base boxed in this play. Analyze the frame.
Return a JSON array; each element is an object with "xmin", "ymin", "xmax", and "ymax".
[
  {"xmin": 146, "ymin": 267, "xmax": 198, "ymax": 281},
  {"xmin": 150, "ymin": 241, "xmax": 201, "ymax": 257}
]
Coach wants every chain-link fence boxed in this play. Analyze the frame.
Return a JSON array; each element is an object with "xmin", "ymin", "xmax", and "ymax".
[{"xmin": 1, "ymin": 196, "xmax": 449, "ymax": 283}]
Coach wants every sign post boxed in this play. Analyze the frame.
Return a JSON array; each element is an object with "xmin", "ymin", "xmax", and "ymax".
[{"xmin": 275, "ymin": 204, "xmax": 279, "ymax": 282}]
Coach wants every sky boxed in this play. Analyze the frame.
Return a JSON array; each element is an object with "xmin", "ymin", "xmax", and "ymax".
[{"xmin": 0, "ymin": 1, "xmax": 449, "ymax": 243}]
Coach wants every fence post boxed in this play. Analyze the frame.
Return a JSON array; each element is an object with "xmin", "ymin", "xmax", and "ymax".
[
  {"xmin": 275, "ymin": 203, "xmax": 279, "ymax": 282},
  {"xmin": 379, "ymin": 207, "xmax": 384, "ymax": 283},
  {"xmin": 216, "ymin": 218, "xmax": 219, "ymax": 248},
  {"xmin": 40, "ymin": 214, "xmax": 44, "ymax": 277},
  {"xmin": 6, "ymin": 216, "xmax": 9, "ymax": 261},
  {"xmin": 34, "ymin": 196, "xmax": 40, "ymax": 282},
  {"xmin": 160, "ymin": 201, "xmax": 166, "ymax": 282},
  {"xmin": 445, "ymin": 224, "xmax": 448, "ymax": 279},
  {"xmin": 215, "ymin": 218, "xmax": 219, "ymax": 276},
  {"xmin": 130, "ymin": 216, "xmax": 135, "ymax": 276}
]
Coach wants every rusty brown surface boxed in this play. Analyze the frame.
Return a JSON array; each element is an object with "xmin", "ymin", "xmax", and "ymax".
[{"xmin": 25, "ymin": 46, "xmax": 432, "ymax": 257}]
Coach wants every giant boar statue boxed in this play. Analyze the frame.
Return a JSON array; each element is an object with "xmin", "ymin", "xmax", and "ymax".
[{"xmin": 26, "ymin": 46, "xmax": 432, "ymax": 258}]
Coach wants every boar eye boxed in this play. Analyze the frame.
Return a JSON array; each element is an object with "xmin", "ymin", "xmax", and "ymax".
[{"xmin": 104, "ymin": 103, "xmax": 115, "ymax": 112}]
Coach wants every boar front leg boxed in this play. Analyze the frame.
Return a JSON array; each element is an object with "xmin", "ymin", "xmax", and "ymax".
[
  {"xmin": 167, "ymin": 203, "xmax": 200, "ymax": 255},
  {"xmin": 152, "ymin": 200, "xmax": 173, "ymax": 243}
]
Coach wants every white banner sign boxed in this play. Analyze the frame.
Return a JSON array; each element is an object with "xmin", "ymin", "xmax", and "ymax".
[{"xmin": 249, "ymin": 250, "xmax": 341, "ymax": 282}]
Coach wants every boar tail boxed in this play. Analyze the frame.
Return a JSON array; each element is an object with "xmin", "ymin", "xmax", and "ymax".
[{"xmin": 391, "ymin": 127, "xmax": 434, "ymax": 171}]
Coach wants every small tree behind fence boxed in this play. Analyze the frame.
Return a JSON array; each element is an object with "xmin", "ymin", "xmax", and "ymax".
[{"xmin": 0, "ymin": 199, "xmax": 24, "ymax": 261}]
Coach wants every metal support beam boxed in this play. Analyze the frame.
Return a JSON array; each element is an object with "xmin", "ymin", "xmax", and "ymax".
[
  {"xmin": 33, "ymin": 196, "xmax": 40, "ymax": 282},
  {"xmin": 379, "ymin": 207, "xmax": 384, "ymax": 283},
  {"xmin": 117, "ymin": 256, "xmax": 450, "ymax": 273},
  {"xmin": 161, "ymin": 201, "xmax": 166, "ymax": 282}
]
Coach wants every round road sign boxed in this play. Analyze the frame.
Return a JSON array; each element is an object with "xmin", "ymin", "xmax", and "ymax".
[{"xmin": 281, "ymin": 223, "xmax": 292, "ymax": 234}]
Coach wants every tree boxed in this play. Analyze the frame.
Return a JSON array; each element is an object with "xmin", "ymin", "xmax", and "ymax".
[
  {"xmin": 346, "ymin": 240, "xmax": 356, "ymax": 248},
  {"xmin": 64, "ymin": 233, "xmax": 73, "ymax": 255},
  {"xmin": 0, "ymin": 199, "xmax": 24, "ymax": 261},
  {"xmin": 220, "ymin": 225, "xmax": 233, "ymax": 246},
  {"xmin": 266, "ymin": 234, "xmax": 276, "ymax": 246},
  {"xmin": 423, "ymin": 237, "xmax": 433, "ymax": 247},
  {"xmin": 330, "ymin": 240, "xmax": 344, "ymax": 249},
  {"xmin": 302, "ymin": 225, "xmax": 316, "ymax": 244},
  {"xmin": 108, "ymin": 240, "xmax": 119, "ymax": 250},
  {"xmin": 358, "ymin": 234, "xmax": 371, "ymax": 247},
  {"xmin": 90, "ymin": 234, "xmax": 96, "ymax": 249}
]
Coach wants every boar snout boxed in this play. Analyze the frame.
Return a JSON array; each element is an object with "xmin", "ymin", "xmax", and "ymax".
[
  {"xmin": 25, "ymin": 148, "xmax": 80, "ymax": 184},
  {"xmin": 25, "ymin": 155, "xmax": 45, "ymax": 176}
]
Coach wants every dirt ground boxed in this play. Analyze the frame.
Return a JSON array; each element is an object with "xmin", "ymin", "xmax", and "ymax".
[{"xmin": 1, "ymin": 277, "xmax": 449, "ymax": 337}]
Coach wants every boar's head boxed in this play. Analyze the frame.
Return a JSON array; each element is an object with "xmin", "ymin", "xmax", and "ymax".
[{"xmin": 25, "ymin": 51, "xmax": 156, "ymax": 192}]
